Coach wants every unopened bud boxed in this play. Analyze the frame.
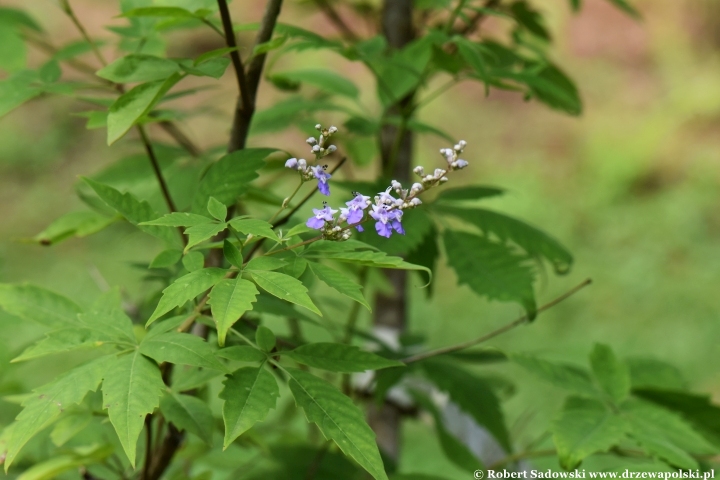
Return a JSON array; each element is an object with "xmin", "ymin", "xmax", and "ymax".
[{"xmin": 306, "ymin": 137, "xmax": 317, "ymax": 145}]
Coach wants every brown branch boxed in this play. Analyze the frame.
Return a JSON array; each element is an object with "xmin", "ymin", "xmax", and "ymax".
[
  {"xmin": 226, "ymin": 0, "xmax": 284, "ymax": 152},
  {"xmin": 216, "ymin": 0, "xmax": 252, "ymax": 111},
  {"xmin": 402, "ymin": 279, "xmax": 593, "ymax": 364},
  {"xmin": 144, "ymin": 424, "xmax": 183, "ymax": 480},
  {"xmin": 313, "ymin": 0, "xmax": 358, "ymax": 41},
  {"xmin": 136, "ymin": 125, "xmax": 180, "ymax": 215},
  {"xmin": 457, "ymin": 0, "xmax": 501, "ymax": 36}
]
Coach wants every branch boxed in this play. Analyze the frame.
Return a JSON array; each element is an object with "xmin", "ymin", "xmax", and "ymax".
[
  {"xmin": 227, "ymin": 0, "xmax": 284, "ymax": 152},
  {"xmin": 313, "ymin": 0, "xmax": 358, "ymax": 41},
  {"xmin": 402, "ymin": 279, "xmax": 593, "ymax": 364},
  {"xmin": 136, "ymin": 125, "xmax": 180, "ymax": 215},
  {"xmin": 456, "ymin": 0, "xmax": 501, "ymax": 36},
  {"xmin": 216, "ymin": 0, "xmax": 252, "ymax": 111}
]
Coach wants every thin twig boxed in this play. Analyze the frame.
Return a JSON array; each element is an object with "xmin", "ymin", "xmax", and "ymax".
[
  {"xmin": 143, "ymin": 416, "xmax": 153, "ymax": 480},
  {"xmin": 402, "ymin": 279, "xmax": 593, "ymax": 364},
  {"xmin": 60, "ymin": 0, "xmax": 107, "ymax": 66},
  {"xmin": 136, "ymin": 125, "xmax": 180, "ymax": 214},
  {"xmin": 216, "ymin": 0, "xmax": 252, "ymax": 111},
  {"xmin": 313, "ymin": 0, "xmax": 358, "ymax": 41},
  {"xmin": 457, "ymin": 0, "xmax": 501, "ymax": 36}
]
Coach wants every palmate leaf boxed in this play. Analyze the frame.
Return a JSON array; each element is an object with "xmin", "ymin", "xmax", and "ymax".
[
  {"xmin": 245, "ymin": 256, "xmax": 287, "ymax": 271},
  {"xmin": 437, "ymin": 206, "xmax": 573, "ymax": 274},
  {"xmin": 208, "ymin": 278, "xmax": 259, "ymax": 346},
  {"xmin": 421, "ymin": 359, "xmax": 511, "ymax": 452},
  {"xmin": 288, "ymin": 368, "xmax": 388, "ymax": 480},
  {"xmin": 183, "ymin": 222, "xmax": 226, "ymax": 252},
  {"xmin": 102, "ymin": 350, "xmax": 165, "ymax": 466},
  {"xmin": 13, "ymin": 308, "xmax": 137, "ymax": 362},
  {"xmin": 139, "ymin": 331, "xmax": 226, "ymax": 371},
  {"xmin": 303, "ymin": 249, "xmax": 431, "ymax": 284},
  {"xmin": 160, "ymin": 391, "xmax": 214, "ymax": 445},
  {"xmin": 284, "ymin": 343, "xmax": 402, "ymax": 373},
  {"xmin": 82, "ymin": 177, "xmax": 180, "ymax": 247},
  {"xmin": 106, "ymin": 73, "xmax": 182, "ymax": 145},
  {"xmin": 308, "ymin": 262, "xmax": 371, "ymax": 311},
  {"xmin": 270, "ymin": 69, "xmax": 359, "ymax": 98},
  {"xmin": 621, "ymin": 398, "xmax": 717, "ymax": 469},
  {"xmin": 0, "ymin": 283, "xmax": 82, "ymax": 328},
  {"xmin": 147, "ymin": 267, "xmax": 227, "ymax": 326},
  {"xmin": 4, "ymin": 355, "xmax": 115, "ymax": 470},
  {"xmin": 228, "ymin": 218, "xmax": 280, "ymax": 242},
  {"xmin": 191, "ymin": 148, "xmax": 276, "ymax": 213},
  {"xmin": 141, "ymin": 212, "xmax": 215, "ymax": 227},
  {"xmin": 589, "ymin": 343, "xmax": 630, "ymax": 403},
  {"xmin": 511, "ymin": 353, "xmax": 598, "ymax": 397},
  {"xmin": 255, "ymin": 326, "xmax": 276, "ymax": 352},
  {"xmin": 443, "ymin": 230, "xmax": 537, "ymax": 317},
  {"xmin": 219, "ymin": 365, "xmax": 279, "ymax": 449},
  {"xmin": 551, "ymin": 396, "xmax": 629, "ymax": 470},
  {"xmin": 97, "ymin": 54, "xmax": 181, "ymax": 83},
  {"xmin": 216, "ymin": 346, "xmax": 267, "ymax": 363},
  {"xmin": 250, "ymin": 270, "xmax": 321, "ymax": 316},
  {"xmin": 32, "ymin": 210, "xmax": 116, "ymax": 245}
]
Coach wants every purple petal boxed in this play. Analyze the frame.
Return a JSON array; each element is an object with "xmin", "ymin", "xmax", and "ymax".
[
  {"xmin": 347, "ymin": 208, "xmax": 363, "ymax": 224},
  {"xmin": 355, "ymin": 225, "xmax": 364, "ymax": 232},
  {"xmin": 375, "ymin": 221, "xmax": 392, "ymax": 238},
  {"xmin": 392, "ymin": 219, "xmax": 405, "ymax": 235},
  {"xmin": 318, "ymin": 181, "xmax": 330, "ymax": 196},
  {"xmin": 306, "ymin": 217, "xmax": 325, "ymax": 229}
]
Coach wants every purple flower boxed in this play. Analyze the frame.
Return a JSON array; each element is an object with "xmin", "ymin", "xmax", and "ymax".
[
  {"xmin": 306, "ymin": 205, "xmax": 337, "ymax": 230},
  {"xmin": 369, "ymin": 205, "xmax": 404, "ymax": 238},
  {"xmin": 341, "ymin": 193, "xmax": 370, "ymax": 225},
  {"xmin": 285, "ymin": 158, "xmax": 299, "ymax": 169},
  {"xmin": 311, "ymin": 165, "xmax": 332, "ymax": 196}
]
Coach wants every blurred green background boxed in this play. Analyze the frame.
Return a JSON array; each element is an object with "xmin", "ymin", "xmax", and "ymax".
[{"xmin": 1, "ymin": 0, "xmax": 719, "ymax": 476}]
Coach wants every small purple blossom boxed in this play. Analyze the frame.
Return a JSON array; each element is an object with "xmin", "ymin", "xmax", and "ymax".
[
  {"xmin": 369, "ymin": 205, "xmax": 404, "ymax": 238},
  {"xmin": 311, "ymin": 165, "xmax": 332, "ymax": 196},
  {"xmin": 306, "ymin": 205, "xmax": 337, "ymax": 230},
  {"xmin": 285, "ymin": 158, "xmax": 299, "ymax": 169}
]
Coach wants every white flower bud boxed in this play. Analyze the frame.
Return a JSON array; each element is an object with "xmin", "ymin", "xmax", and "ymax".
[
  {"xmin": 434, "ymin": 168, "xmax": 445, "ymax": 178},
  {"xmin": 328, "ymin": 125, "xmax": 338, "ymax": 134},
  {"xmin": 326, "ymin": 145, "xmax": 337, "ymax": 153},
  {"xmin": 440, "ymin": 176, "xmax": 449, "ymax": 183},
  {"xmin": 391, "ymin": 180, "xmax": 402, "ymax": 190},
  {"xmin": 413, "ymin": 166, "xmax": 425, "ymax": 176},
  {"xmin": 456, "ymin": 159, "xmax": 468, "ymax": 169},
  {"xmin": 411, "ymin": 182, "xmax": 423, "ymax": 192},
  {"xmin": 306, "ymin": 137, "xmax": 317, "ymax": 145},
  {"xmin": 410, "ymin": 198, "xmax": 422, "ymax": 206},
  {"xmin": 458, "ymin": 140, "xmax": 467, "ymax": 149},
  {"xmin": 315, "ymin": 124, "xmax": 322, "ymax": 130},
  {"xmin": 298, "ymin": 159, "xmax": 307, "ymax": 169},
  {"xmin": 312, "ymin": 145, "xmax": 321, "ymax": 152}
]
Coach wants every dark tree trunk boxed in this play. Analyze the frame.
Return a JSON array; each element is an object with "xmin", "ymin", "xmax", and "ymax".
[{"xmin": 369, "ymin": 0, "xmax": 415, "ymax": 463}]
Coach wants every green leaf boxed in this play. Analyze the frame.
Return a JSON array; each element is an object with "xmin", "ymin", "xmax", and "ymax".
[
  {"xmin": 207, "ymin": 197, "xmax": 227, "ymax": 221},
  {"xmin": 208, "ymin": 278, "xmax": 259, "ymax": 346},
  {"xmin": 283, "ymin": 256, "xmax": 308, "ymax": 278},
  {"xmin": 252, "ymin": 35, "xmax": 287, "ymax": 56},
  {"xmin": 220, "ymin": 365, "xmax": 279, "ymax": 448},
  {"xmin": 160, "ymin": 391, "xmax": 214, "ymax": 445},
  {"xmin": 0, "ymin": 71, "xmax": 43, "ymax": 118},
  {"xmin": 255, "ymin": 326, "xmax": 276, "ymax": 352},
  {"xmin": 97, "ymin": 54, "xmax": 180, "ymax": 83},
  {"xmin": 140, "ymin": 331, "xmax": 226, "ymax": 370},
  {"xmin": 228, "ymin": 218, "xmax": 279, "ymax": 242},
  {"xmin": 510, "ymin": 1, "xmax": 551, "ymax": 40},
  {"xmin": 4, "ymin": 355, "xmax": 114, "ymax": 469},
  {"xmin": 250, "ymin": 270, "xmax": 321, "ymax": 316},
  {"xmin": 183, "ymin": 222, "xmax": 226, "ymax": 252},
  {"xmin": 141, "ymin": 212, "xmax": 214, "ymax": 227},
  {"xmin": 150, "ymin": 249, "xmax": 182, "ymax": 268},
  {"xmin": 285, "ymin": 343, "xmax": 402, "ymax": 373},
  {"xmin": 438, "ymin": 206, "xmax": 573, "ymax": 274},
  {"xmin": 11, "ymin": 445, "xmax": 112, "ymax": 480},
  {"xmin": 606, "ymin": 0, "xmax": 640, "ymax": 18},
  {"xmin": 223, "ymin": 239, "xmax": 243, "ymax": 268},
  {"xmin": 503, "ymin": 64, "xmax": 582, "ymax": 116},
  {"xmin": 33, "ymin": 210, "xmax": 115, "ymax": 245},
  {"xmin": 443, "ymin": 230, "xmax": 537, "ymax": 317},
  {"xmin": 627, "ymin": 357, "xmax": 686, "ymax": 390},
  {"xmin": 39, "ymin": 60, "xmax": 61, "ymax": 83},
  {"xmin": 106, "ymin": 73, "xmax": 182, "ymax": 145},
  {"xmin": 102, "ymin": 351, "xmax": 165, "ymax": 467},
  {"xmin": 589, "ymin": 343, "xmax": 630, "ymax": 403},
  {"xmin": 195, "ymin": 47, "xmax": 237, "ymax": 65},
  {"xmin": 245, "ymin": 256, "xmax": 287, "ymax": 271},
  {"xmin": 421, "ymin": 360, "xmax": 511, "ymax": 452},
  {"xmin": 216, "ymin": 346, "xmax": 267, "ymax": 363},
  {"xmin": 50, "ymin": 411, "xmax": 92, "ymax": 447},
  {"xmin": 621, "ymin": 398, "xmax": 716, "ymax": 469},
  {"xmin": 287, "ymin": 368, "xmax": 388, "ymax": 480},
  {"xmin": 182, "ymin": 251, "xmax": 204, "ymax": 272},
  {"xmin": 0, "ymin": 283, "xmax": 81, "ymax": 328},
  {"xmin": 82, "ymin": 177, "xmax": 179, "ymax": 247},
  {"xmin": 191, "ymin": 148, "xmax": 276, "ymax": 212},
  {"xmin": 304, "ymin": 250, "xmax": 431, "ymax": 284},
  {"xmin": 147, "ymin": 267, "xmax": 227, "ymax": 325},
  {"xmin": 410, "ymin": 390, "xmax": 484, "ymax": 473},
  {"xmin": 511, "ymin": 353, "xmax": 598, "ymax": 396},
  {"xmin": 551, "ymin": 396, "xmax": 629, "ymax": 470},
  {"xmin": 177, "ymin": 57, "xmax": 230, "ymax": 79},
  {"xmin": 270, "ymin": 69, "xmax": 359, "ymax": 98},
  {"xmin": 308, "ymin": 262, "xmax": 371, "ymax": 311},
  {"xmin": 455, "ymin": 38, "xmax": 489, "ymax": 84},
  {"xmin": 435, "ymin": 186, "xmax": 504, "ymax": 202}
]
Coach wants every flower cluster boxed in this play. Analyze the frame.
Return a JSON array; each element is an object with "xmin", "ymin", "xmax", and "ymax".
[
  {"xmin": 285, "ymin": 124, "xmax": 338, "ymax": 196},
  {"xmin": 295, "ymin": 128, "xmax": 470, "ymax": 241}
]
